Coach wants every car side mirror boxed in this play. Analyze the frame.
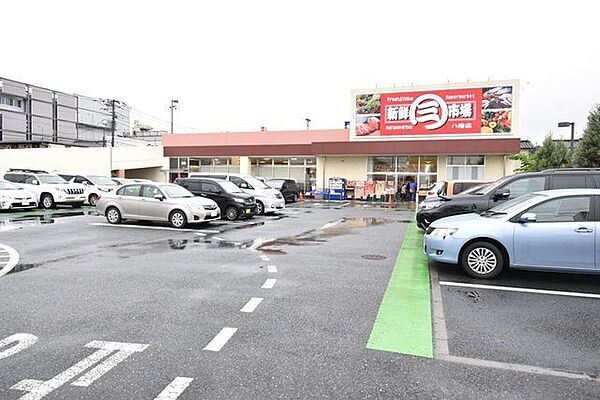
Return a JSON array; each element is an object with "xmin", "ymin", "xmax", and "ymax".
[
  {"xmin": 493, "ymin": 188, "xmax": 510, "ymax": 200},
  {"xmin": 519, "ymin": 212, "xmax": 537, "ymax": 223},
  {"xmin": 83, "ymin": 181, "xmax": 90, "ymax": 186},
  {"xmin": 31, "ymin": 179, "xmax": 39, "ymax": 185},
  {"xmin": 154, "ymin": 194, "xmax": 165, "ymax": 201}
]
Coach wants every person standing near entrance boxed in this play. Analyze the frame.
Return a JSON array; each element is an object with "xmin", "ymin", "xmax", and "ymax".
[{"xmin": 408, "ymin": 179, "xmax": 417, "ymax": 202}]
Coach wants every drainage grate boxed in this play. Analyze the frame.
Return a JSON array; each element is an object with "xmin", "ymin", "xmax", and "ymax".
[{"xmin": 361, "ymin": 254, "xmax": 387, "ymax": 261}]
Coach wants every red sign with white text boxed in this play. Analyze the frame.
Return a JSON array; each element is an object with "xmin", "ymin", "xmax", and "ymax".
[{"xmin": 354, "ymin": 84, "xmax": 514, "ymax": 138}]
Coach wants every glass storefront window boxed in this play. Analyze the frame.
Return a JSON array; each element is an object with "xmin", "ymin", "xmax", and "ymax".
[
  {"xmin": 213, "ymin": 158, "xmax": 228, "ymax": 173},
  {"xmin": 290, "ymin": 157, "xmax": 305, "ymax": 166},
  {"xmin": 419, "ymin": 156, "xmax": 437, "ymax": 173},
  {"xmin": 397, "ymin": 156, "xmax": 419, "ymax": 173},
  {"xmin": 188, "ymin": 158, "xmax": 200, "ymax": 172},
  {"xmin": 446, "ymin": 155, "xmax": 485, "ymax": 180},
  {"xmin": 370, "ymin": 156, "xmax": 395, "ymax": 173}
]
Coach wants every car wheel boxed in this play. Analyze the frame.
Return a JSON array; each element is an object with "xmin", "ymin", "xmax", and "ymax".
[
  {"xmin": 225, "ymin": 206, "xmax": 239, "ymax": 221},
  {"xmin": 41, "ymin": 194, "xmax": 55, "ymax": 209},
  {"xmin": 89, "ymin": 194, "xmax": 99, "ymax": 206},
  {"xmin": 106, "ymin": 207, "xmax": 122, "ymax": 224},
  {"xmin": 256, "ymin": 201, "xmax": 264, "ymax": 215},
  {"xmin": 460, "ymin": 241, "xmax": 504, "ymax": 279},
  {"xmin": 169, "ymin": 210, "xmax": 187, "ymax": 229}
]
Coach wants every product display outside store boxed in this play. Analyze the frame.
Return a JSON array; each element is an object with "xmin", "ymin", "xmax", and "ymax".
[{"xmin": 353, "ymin": 81, "xmax": 517, "ymax": 139}]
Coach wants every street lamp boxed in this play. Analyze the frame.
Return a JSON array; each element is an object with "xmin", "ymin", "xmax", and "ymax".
[
  {"xmin": 305, "ymin": 118, "xmax": 311, "ymax": 131},
  {"xmin": 557, "ymin": 121, "xmax": 575, "ymax": 151},
  {"xmin": 170, "ymin": 100, "xmax": 179, "ymax": 134}
]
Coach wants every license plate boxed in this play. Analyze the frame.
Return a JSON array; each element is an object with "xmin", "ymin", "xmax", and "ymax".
[
  {"xmin": 210, "ymin": 210, "xmax": 218, "ymax": 217},
  {"xmin": 245, "ymin": 208, "xmax": 251, "ymax": 214},
  {"xmin": 22, "ymin": 201, "xmax": 30, "ymax": 206}
]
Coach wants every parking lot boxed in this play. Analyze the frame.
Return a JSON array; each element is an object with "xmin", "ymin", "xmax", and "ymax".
[{"xmin": 0, "ymin": 202, "xmax": 599, "ymax": 399}]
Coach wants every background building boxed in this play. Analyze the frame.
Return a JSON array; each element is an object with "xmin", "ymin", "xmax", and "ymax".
[
  {"xmin": 0, "ymin": 77, "xmax": 129, "ymax": 147},
  {"xmin": 164, "ymin": 80, "xmax": 522, "ymax": 194}
]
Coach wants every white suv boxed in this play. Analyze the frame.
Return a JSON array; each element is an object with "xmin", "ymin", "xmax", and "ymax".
[
  {"xmin": 60, "ymin": 174, "xmax": 118, "ymax": 206},
  {"xmin": 3, "ymin": 169, "xmax": 87, "ymax": 209}
]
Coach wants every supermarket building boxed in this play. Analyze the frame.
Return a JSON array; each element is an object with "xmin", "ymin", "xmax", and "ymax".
[{"xmin": 163, "ymin": 81, "xmax": 521, "ymax": 195}]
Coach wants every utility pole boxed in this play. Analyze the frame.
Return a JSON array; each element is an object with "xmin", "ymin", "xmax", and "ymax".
[
  {"xmin": 305, "ymin": 118, "xmax": 311, "ymax": 131},
  {"xmin": 111, "ymin": 99, "xmax": 116, "ymax": 147},
  {"xmin": 170, "ymin": 99, "xmax": 179, "ymax": 134}
]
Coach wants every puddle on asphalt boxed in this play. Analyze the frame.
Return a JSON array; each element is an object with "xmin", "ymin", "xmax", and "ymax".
[
  {"xmin": 0, "ymin": 209, "xmax": 99, "ymax": 232},
  {"xmin": 151, "ymin": 216, "xmax": 401, "ymax": 255}
]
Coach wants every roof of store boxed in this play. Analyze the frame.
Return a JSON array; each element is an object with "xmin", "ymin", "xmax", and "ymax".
[{"xmin": 163, "ymin": 129, "xmax": 521, "ymax": 157}]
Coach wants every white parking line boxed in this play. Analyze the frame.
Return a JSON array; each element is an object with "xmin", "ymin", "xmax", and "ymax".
[
  {"xmin": 90, "ymin": 223, "xmax": 198, "ymax": 233},
  {"xmin": 71, "ymin": 341, "xmax": 149, "ymax": 387},
  {"xmin": 0, "ymin": 333, "xmax": 38, "ymax": 360},
  {"xmin": 203, "ymin": 328, "xmax": 238, "ymax": 352},
  {"xmin": 240, "ymin": 297, "xmax": 263, "ymax": 313},
  {"xmin": 440, "ymin": 281, "xmax": 600, "ymax": 299},
  {"xmin": 154, "ymin": 377, "xmax": 194, "ymax": 400},
  {"xmin": 259, "ymin": 254, "xmax": 271, "ymax": 261},
  {"xmin": 194, "ymin": 229, "xmax": 220, "ymax": 234},
  {"xmin": 261, "ymin": 278, "xmax": 277, "ymax": 289},
  {"xmin": 267, "ymin": 265, "xmax": 278, "ymax": 273},
  {"xmin": 0, "ymin": 244, "xmax": 19, "ymax": 278}
]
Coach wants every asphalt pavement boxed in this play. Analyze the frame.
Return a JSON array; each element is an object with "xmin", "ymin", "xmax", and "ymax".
[{"xmin": 0, "ymin": 203, "xmax": 599, "ymax": 399}]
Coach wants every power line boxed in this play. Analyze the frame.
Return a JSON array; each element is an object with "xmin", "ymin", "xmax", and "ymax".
[{"xmin": 129, "ymin": 106, "xmax": 202, "ymax": 132}]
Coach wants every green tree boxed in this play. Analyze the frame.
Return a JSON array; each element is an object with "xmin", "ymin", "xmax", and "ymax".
[
  {"xmin": 509, "ymin": 134, "xmax": 571, "ymax": 172},
  {"xmin": 573, "ymin": 104, "xmax": 600, "ymax": 167}
]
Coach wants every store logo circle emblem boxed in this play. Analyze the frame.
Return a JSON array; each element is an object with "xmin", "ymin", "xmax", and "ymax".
[{"xmin": 409, "ymin": 94, "xmax": 448, "ymax": 130}]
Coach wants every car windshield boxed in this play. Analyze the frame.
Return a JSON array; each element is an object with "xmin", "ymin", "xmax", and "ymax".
[
  {"xmin": 481, "ymin": 193, "xmax": 545, "ymax": 217},
  {"xmin": 88, "ymin": 175, "xmax": 117, "ymax": 186},
  {"xmin": 478, "ymin": 176, "xmax": 513, "ymax": 195},
  {"xmin": 244, "ymin": 176, "xmax": 270, "ymax": 189},
  {"xmin": 460, "ymin": 184, "xmax": 489, "ymax": 195},
  {"xmin": 267, "ymin": 180, "xmax": 285, "ymax": 189},
  {"xmin": 159, "ymin": 184, "xmax": 194, "ymax": 198},
  {"xmin": 38, "ymin": 174, "xmax": 68, "ymax": 184},
  {"xmin": 219, "ymin": 180, "xmax": 243, "ymax": 193},
  {"xmin": 0, "ymin": 180, "xmax": 22, "ymax": 190}
]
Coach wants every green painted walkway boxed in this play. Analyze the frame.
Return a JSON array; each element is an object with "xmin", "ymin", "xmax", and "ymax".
[{"xmin": 366, "ymin": 224, "xmax": 433, "ymax": 358}]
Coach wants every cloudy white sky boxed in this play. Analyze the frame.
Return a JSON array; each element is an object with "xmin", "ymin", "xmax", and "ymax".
[{"xmin": 2, "ymin": 1, "xmax": 598, "ymax": 142}]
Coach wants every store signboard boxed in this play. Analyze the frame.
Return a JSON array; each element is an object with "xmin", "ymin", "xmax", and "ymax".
[{"xmin": 351, "ymin": 80, "xmax": 518, "ymax": 140}]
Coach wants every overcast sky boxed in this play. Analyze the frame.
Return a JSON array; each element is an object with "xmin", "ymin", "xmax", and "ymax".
[{"xmin": 2, "ymin": 1, "xmax": 599, "ymax": 142}]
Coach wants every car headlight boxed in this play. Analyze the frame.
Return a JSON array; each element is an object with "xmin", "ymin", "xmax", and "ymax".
[
  {"xmin": 429, "ymin": 228, "xmax": 458, "ymax": 237},
  {"xmin": 234, "ymin": 198, "xmax": 245, "ymax": 204}
]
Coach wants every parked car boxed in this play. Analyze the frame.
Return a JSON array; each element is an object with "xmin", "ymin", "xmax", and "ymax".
[
  {"xmin": 0, "ymin": 180, "xmax": 37, "ymax": 210},
  {"xmin": 421, "ymin": 181, "xmax": 446, "ymax": 200},
  {"xmin": 177, "ymin": 177, "xmax": 256, "ymax": 220},
  {"xmin": 111, "ymin": 178, "xmax": 152, "ymax": 186},
  {"xmin": 266, "ymin": 179, "xmax": 300, "ymax": 203},
  {"xmin": 424, "ymin": 189, "xmax": 600, "ymax": 279},
  {"xmin": 96, "ymin": 182, "xmax": 220, "ymax": 228},
  {"xmin": 60, "ymin": 174, "xmax": 118, "ymax": 206},
  {"xmin": 188, "ymin": 173, "xmax": 285, "ymax": 214},
  {"xmin": 418, "ymin": 183, "xmax": 490, "ymax": 211},
  {"xmin": 416, "ymin": 168, "xmax": 600, "ymax": 229},
  {"xmin": 3, "ymin": 169, "xmax": 86, "ymax": 209}
]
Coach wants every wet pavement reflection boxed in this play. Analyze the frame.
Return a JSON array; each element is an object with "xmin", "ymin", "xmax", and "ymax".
[
  {"xmin": 157, "ymin": 216, "xmax": 403, "ymax": 255},
  {"xmin": 0, "ymin": 208, "xmax": 98, "ymax": 232}
]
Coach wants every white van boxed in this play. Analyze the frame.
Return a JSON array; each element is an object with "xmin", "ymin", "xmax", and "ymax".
[{"xmin": 187, "ymin": 173, "xmax": 285, "ymax": 214}]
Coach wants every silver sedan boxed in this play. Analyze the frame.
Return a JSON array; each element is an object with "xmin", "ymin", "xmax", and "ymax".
[{"xmin": 96, "ymin": 183, "xmax": 221, "ymax": 228}]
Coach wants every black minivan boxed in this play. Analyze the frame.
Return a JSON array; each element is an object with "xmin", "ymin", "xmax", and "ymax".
[
  {"xmin": 177, "ymin": 177, "xmax": 256, "ymax": 221},
  {"xmin": 266, "ymin": 179, "xmax": 300, "ymax": 203},
  {"xmin": 416, "ymin": 168, "xmax": 600, "ymax": 229}
]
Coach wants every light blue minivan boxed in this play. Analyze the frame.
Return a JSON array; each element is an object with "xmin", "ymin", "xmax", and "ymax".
[{"xmin": 424, "ymin": 189, "xmax": 600, "ymax": 279}]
